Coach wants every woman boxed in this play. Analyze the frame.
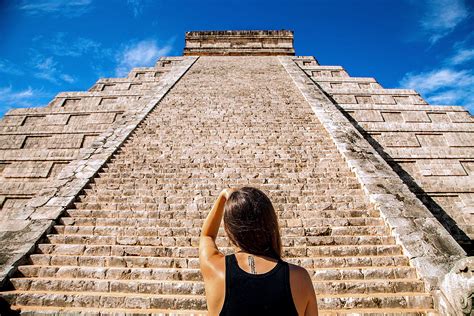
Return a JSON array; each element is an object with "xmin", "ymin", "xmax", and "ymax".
[{"xmin": 199, "ymin": 186, "xmax": 318, "ymax": 316}]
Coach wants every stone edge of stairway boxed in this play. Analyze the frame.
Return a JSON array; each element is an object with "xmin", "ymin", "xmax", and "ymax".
[
  {"xmin": 278, "ymin": 56, "xmax": 468, "ymax": 315},
  {"xmin": 0, "ymin": 56, "xmax": 199, "ymax": 290}
]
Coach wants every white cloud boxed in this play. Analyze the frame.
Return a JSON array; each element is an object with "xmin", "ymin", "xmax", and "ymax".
[
  {"xmin": 400, "ymin": 68, "xmax": 474, "ymax": 111},
  {"xmin": 19, "ymin": 0, "xmax": 93, "ymax": 16},
  {"xmin": 46, "ymin": 33, "xmax": 102, "ymax": 57},
  {"xmin": 127, "ymin": 0, "xmax": 144, "ymax": 17},
  {"xmin": 33, "ymin": 56, "xmax": 58, "ymax": 83},
  {"xmin": 115, "ymin": 40, "xmax": 172, "ymax": 77},
  {"xmin": 61, "ymin": 74, "xmax": 76, "ymax": 84},
  {"xmin": 0, "ymin": 59, "xmax": 24, "ymax": 76},
  {"xmin": 0, "ymin": 86, "xmax": 51, "ymax": 116},
  {"xmin": 32, "ymin": 56, "xmax": 75, "ymax": 85},
  {"xmin": 426, "ymin": 90, "xmax": 460, "ymax": 104},
  {"xmin": 419, "ymin": 0, "xmax": 469, "ymax": 43},
  {"xmin": 11, "ymin": 88, "xmax": 34, "ymax": 99},
  {"xmin": 448, "ymin": 48, "xmax": 474, "ymax": 65},
  {"xmin": 401, "ymin": 69, "xmax": 473, "ymax": 94},
  {"xmin": 400, "ymin": 19, "xmax": 474, "ymax": 113}
]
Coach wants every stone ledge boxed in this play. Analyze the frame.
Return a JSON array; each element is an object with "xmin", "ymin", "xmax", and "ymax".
[
  {"xmin": 326, "ymin": 88, "xmax": 420, "ymax": 95},
  {"xmin": 357, "ymin": 122, "xmax": 474, "ymax": 132},
  {"xmin": 0, "ymin": 56, "xmax": 199, "ymax": 289},
  {"xmin": 3, "ymin": 110, "xmax": 124, "ymax": 116},
  {"xmin": 312, "ymin": 77, "xmax": 378, "ymax": 83},
  {"xmin": 300, "ymin": 65, "xmax": 345, "ymax": 70},
  {"xmin": 279, "ymin": 56, "xmax": 468, "ymax": 314},
  {"xmin": 184, "ymin": 30, "xmax": 295, "ymax": 56},
  {"xmin": 339, "ymin": 104, "xmax": 471, "ymax": 112},
  {"xmin": 185, "ymin": 30, "xmax": 294, "ymax": 37}
]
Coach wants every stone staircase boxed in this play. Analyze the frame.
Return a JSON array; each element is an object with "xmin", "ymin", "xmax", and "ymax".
[
  {"xmin": 0, "ymin": 56, "xmax": 437, "ymax": 315},
  {"xmin": 0, "ymin": 56, "xmax": 182, "ymax": 224}
]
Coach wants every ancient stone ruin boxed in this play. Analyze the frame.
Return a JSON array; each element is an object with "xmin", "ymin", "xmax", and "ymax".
[{"xmin": 0, "ymin": 30, "xmax": 472, "ymax": 315}]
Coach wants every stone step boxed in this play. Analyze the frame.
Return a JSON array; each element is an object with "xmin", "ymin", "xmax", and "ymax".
[
  {"xmin": 16, "ymin": 265, "xmax": 417, "ymax": 281},
  {"xmin": 9, "ymin": 277, "xmax": 426, "ymax": 296},
  {"xmin": 318, "ymin": 308, "xmax": 439, "ymax": 316},
  {"xmin": 65, "ymin": 208, "xmax": 380, "ymax": 219},
  {"xmin": 44, "ymin": 234, "xmax": 395, "ymax": 247},
  {"xmin": 97, "ymin": 170, "xmax": 359, "ymax": 179},
  {"xmin": 108, "ymin": 137, "xmax": 339, "ymax": 144},
  {"xmin": 81, "ymin": 200, "xmax": 368, "ymax": 210},
  {"xmin": 93, "ymin": 175, "xmax": 361, "ymax": 186},
  {"xmin": 57, "ymin": 216, "xmax": 385, "ymax": 228},
  {"xmin": 79, "ymin": 190, "xmax": 365, "ymax": 202},
  {"xmin": 102, "ymin": 165, "xmax": 350, "ymax": 172},
  {"xmin": 89, "ymin": 180, "xmax": 361, "ymax": 191},
  {"xmin": 102, "ymin": 159, "xmax": 352, "ymax": 167},
  {"xmin": 80, "ymin": 187, "xmax": 364, "ymax": 197},
  {"xmin": 13, "ymin": 305, "xmax": 207, "ymax": 316},
  {"xmin": 36, "ymin": 244, "xmax": 402, "ymax": 258},
  {"xmin": 105, "ymin": 155, "xmax": 347, "ymax": 164},
  {"xmin": 1, "ymin": 291, "xmax": 207, "ymax": 310},
  {"xmin": 317, "ymin": 293, "xmax": 434, "ymax": 310},
  {"xmin": 0, "ymin": 291, "xmax": 434, "ymax": 310},
  {"xmin": 72, "ymin": 201, "xmax": 368, "ymax": 212},
  {"xmin": 13, "ymin": 306, "xmax": 439, "ymax": 316},
  {"xmin": 82, "ymin": 184, "xmax": 360, "ymax": 191},
  {"xmin": 53, "ymin": 224, "xmax": 390, "ymax": 237},
  {"xmin": 96, "ymin": 168, "xmax": 358, "ymax": 178},
  {"xmin": 318, "ymin": 309, "xmax": 438, "ymax": 316},
  {"xmin": 28, "ymin": 254, "xmax": 409, "ymax": 269},
  {"xmin": 90, "ymin": 178, "xmax": 360, "ymax": 190},
  {"xmin": 101, "ymin": 163, "xmax": 354, "ymax": 172}
]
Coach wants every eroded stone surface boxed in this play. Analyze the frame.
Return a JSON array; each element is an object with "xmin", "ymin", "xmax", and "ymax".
[
  {"xmin": 0, "ymin": 57, "xmax": 197, "ymax": 290},
  {"xmin": 183, "ymin": 30, "xmax": 295, "ymax": 56},
  {"xmin": 0, "ymin": 32, "xmax": 471, "ymax": 315},
  {"xmin": 300, "ymin": 59, "xmax": 474, "ymax": 253},
  {"xmin": 281, "ymin": 56, "xmax": 468, "ymax": 315},
  {"xmin": 438, "ymin": 257, "xmax": 474, "ymax": 315},
  {"xmin": 0, "ymin": 56, "xmax": 440, "ymax": 314}
]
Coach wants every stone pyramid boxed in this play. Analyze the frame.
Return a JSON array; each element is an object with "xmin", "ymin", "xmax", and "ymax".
[{"xmin": 0, "ymin": 30, "xmax": 472, "ymax": 315}]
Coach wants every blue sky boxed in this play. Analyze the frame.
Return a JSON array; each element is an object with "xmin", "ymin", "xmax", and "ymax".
[{"xmin": 0, "ymin": 0, "xmax": 473, "ymax": 117}]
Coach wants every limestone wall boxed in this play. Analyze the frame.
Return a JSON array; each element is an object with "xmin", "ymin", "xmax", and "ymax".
[
  {"xmin": 299, "ymin": 57, "xmax": 474, "ymax": 252},
  {"xmin": 0, "ymin": 57, "xmax": 183, "ymax": 224},
  {"xmin": 183, "ymin": 30, "xmax": 295, "ymax": 56},
  {"xmin": 1, "ymin": 55, "xmax": 446, "ymax": 315}
]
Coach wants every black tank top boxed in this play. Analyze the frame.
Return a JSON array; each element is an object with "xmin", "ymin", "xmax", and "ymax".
[{"xmin": 219, "ymin": 254, "xmax": 298, "ymax": 316}]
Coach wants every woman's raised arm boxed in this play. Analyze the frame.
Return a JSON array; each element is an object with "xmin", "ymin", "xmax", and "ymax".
[{"xmin": 199, "ymin": 189, "xmax": 233, "ymax": 266}]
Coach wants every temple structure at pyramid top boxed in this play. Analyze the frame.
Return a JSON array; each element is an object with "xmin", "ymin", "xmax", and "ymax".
[
  {"xmin": 183, "ymin": 30, "xmax": 295, "ymax": 56},
  {"xmin": 0, "ymin": 30, "xmax": 472, "ymax": 315}
]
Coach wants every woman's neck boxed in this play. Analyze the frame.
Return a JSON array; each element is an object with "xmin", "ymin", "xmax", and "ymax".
[{"xmin": 234, "ymin": 249, "xmax": 279, "ymax": 262}]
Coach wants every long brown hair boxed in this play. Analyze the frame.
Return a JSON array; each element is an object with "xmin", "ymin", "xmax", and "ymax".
[{"xmin": 223, "ymin": 187, "xmax": 282, "ymax": 259}]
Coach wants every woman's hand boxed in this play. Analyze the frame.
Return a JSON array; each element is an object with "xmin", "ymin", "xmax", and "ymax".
[
  {"xmin": 221, "ymin": 188, "xmax": 235, "ymax": 201},
  {"xmin": 200, "ymin": 188, "xmax": 234, "ymax": 242}
]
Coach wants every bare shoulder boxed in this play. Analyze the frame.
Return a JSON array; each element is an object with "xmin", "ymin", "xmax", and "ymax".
[
  {"xmin": 289, "ymin": 263, "xmax": 311, "ymax": 283},
  {"xmin": 199, "ymin": 253, "xmax": 226, "ymax": 315},
  {"xmin": 288, "ymin": 263, "xmax": 313, "ymax": 297},
  {"xmin": 288, "ymin": 263, "xmax": 318, "ymax": 316}
]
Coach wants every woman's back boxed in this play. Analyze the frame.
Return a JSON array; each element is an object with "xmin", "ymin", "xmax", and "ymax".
[
  {"xmin": 199, "ymin": 187, "xmax": 318, "ymax": 315},
  {"xmin": 219, "ymin": 253, "xmax": 298, "ymax": 316}
]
